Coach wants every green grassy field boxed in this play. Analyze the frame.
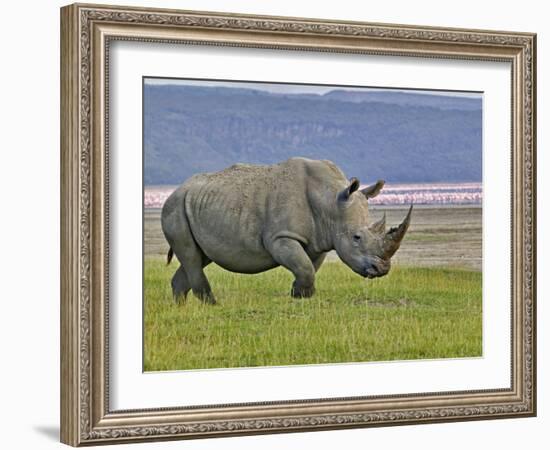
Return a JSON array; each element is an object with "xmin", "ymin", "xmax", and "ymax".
[{"xmin": 144, "ymin": 257, "xmax": 482, "ymax": 371}]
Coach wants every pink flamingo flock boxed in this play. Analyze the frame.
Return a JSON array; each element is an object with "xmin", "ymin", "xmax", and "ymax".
[{"xmin": 144, "ymin": 182, "xmax": 482, "ymax": 209}]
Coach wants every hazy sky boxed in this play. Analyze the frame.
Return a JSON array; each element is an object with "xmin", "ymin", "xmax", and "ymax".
[{"xmin": 144, "ymin": 77, "xmax": 482, "ymax": 98}]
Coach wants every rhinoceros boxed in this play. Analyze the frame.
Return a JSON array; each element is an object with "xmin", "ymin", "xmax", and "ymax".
[{"xmin": 161, "ymin": 157, "xmax": 412, "ymax": 304}]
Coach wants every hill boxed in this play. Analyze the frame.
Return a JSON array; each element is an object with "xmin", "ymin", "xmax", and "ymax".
[{"xmin": 143, "ymin": 84, "xmax": 482, "ymax": 185}]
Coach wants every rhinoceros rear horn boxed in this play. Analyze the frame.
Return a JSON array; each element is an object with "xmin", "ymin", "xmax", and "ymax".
[
  {"xmin": 337, "ymin": 177, "xmax": 361, "ymax": 203},
  {"xmin": 383, "ymin": 205, "xmax": 413, "ymax": 257},
  {"xmin": 369, "ymin": 213, "xmax": 386, "ymax": 234}
]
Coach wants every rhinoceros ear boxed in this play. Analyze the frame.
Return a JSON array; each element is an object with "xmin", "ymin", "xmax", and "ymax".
[
  {"xmin": 361, "ymin": 179, "xmax": 385, "ymax": 199},
  {"xmin": 337, "ymin": 177, "xmax": 361, "ymax": 203}
]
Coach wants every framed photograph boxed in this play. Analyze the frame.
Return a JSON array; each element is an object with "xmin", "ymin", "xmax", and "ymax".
[{"xmin": 60, "ymin": 3, "xmax": 536, "ymax": 446}]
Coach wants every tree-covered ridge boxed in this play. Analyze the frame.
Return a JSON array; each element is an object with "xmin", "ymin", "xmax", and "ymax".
[{"xmin": 144, "ymin": 84, "xmax": 482, "ymax": 185}]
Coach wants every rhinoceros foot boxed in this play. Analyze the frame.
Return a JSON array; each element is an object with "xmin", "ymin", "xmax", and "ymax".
[{"xmin": 291, "ymin": 281, "xmax": 316, "ymax": 298}]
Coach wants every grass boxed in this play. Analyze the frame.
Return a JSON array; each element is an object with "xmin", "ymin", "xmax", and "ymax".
[{"xmin": 144, "ymin": 257, "xmax": 482, "ymax": 371}]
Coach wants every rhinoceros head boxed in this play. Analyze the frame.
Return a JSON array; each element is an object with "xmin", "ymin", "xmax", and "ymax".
[{"xmin": 333, "ymin": 177, "xmax": 412, "ymax": 279}]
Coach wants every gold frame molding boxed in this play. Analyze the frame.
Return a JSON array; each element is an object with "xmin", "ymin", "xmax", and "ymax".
[{"xmin": 60, "ymin": 3, "xmax": 536, "ymax": 446}]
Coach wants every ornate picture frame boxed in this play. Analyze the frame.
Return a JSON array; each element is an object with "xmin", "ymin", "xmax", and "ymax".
[{"xmin": 60, "ymin": 3, "xmax": 536, "ymax": 446}]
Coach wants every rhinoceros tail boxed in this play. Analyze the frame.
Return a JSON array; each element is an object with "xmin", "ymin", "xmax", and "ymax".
[{"xmin": 167, "ymin": 248, "xmax": 174, "ymax": 265}]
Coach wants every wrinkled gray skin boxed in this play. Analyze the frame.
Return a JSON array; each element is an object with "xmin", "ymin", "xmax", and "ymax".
[{"xmin": 161, "ymin": 157, "xmax": 412, "ymax": 304}]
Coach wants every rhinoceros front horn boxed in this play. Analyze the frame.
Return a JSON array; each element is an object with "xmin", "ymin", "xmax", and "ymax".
[{"xmin": 383, "ymin": 205, "xmax": 413, "ymax": 258}]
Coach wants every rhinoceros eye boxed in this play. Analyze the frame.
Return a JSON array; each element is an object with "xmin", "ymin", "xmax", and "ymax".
[{"xmin": 352, "ymin": 234, "xmax": 361, "ymax": 242}]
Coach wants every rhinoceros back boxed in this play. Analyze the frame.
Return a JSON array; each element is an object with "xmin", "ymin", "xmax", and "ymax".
[{"xmin": 186, "ymin": 163, "xmax": 273, "ymax": 237}]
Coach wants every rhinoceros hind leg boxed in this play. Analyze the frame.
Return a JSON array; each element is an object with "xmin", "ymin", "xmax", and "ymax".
[
  {"xmin": 268, "ymin": 237, "xmax": 316, "ymax": 298},
  {"xmin": 184, "ymin": 258, "xmax": 215, "ymax": 305},
  {"xmin": 190, "ymin": 273, "xmax": 216, "ymax": 305},
  {"xmin": 171, "ymin": 265, "xmax": 191, "ymax": 304},
  {"xmin": 170, "ymin": 242, "xmax": 216, "ymax": 305}
]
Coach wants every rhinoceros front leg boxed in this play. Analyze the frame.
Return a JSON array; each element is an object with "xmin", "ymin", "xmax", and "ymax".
[
  {"xmin": 268, "ymin": 237, "xmax": 316, "ymax": 298},
  {"xmin": 312, "ymin": 253, "xmax": 327, "ymax": 272}
]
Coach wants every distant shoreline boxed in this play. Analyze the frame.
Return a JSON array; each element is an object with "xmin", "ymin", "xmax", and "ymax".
[
  {"xmin": 144, "ymin": 204, "xmax": 482, "ymax": 212},
  {"xmin": 144, "ymin": 182, "xmax": 482, "ymax": 209},
  {"xmin": 143, "ymin": 182, "xmax": 482, "ymax": 189}
]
